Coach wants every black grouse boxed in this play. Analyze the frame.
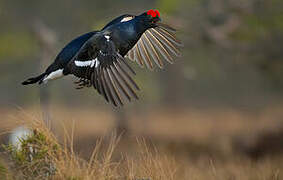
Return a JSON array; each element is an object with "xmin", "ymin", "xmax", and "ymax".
[{"xmin": 22, "ymin": 9, "xmax": 183, "ymax": 106}]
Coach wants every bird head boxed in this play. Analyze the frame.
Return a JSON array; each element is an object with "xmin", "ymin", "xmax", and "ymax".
[
  {"xmin": 146, "ymin": 9, "xmax": 161, "ymax": 23},
  {"xmin": 138, "ymin": 9, "xmax": 161, "ymax": 28}
]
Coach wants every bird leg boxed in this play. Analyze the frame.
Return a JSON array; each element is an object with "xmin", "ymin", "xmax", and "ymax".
[{"xmin": 74, "ymin": 78, "xmax": 92, "ymax": 89}]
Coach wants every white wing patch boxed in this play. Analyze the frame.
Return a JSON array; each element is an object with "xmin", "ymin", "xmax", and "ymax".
[
  {"xmin": 75, "ymin": 60, "xmax": 94, "ymax": 67},
  {"xmin": 94, "ymin": 58, "xmax": 100, "ymax": 68},
  {"xmin": 75, "ymin": 58, "xmax": 100, "ymax": 68},
  {"xmin": 121, "ymin": 16, "xmax": 134, "ymax": 22},
  {"xmin": 104, "ymin": 35, "xmax": 110, "ymax": 42}
]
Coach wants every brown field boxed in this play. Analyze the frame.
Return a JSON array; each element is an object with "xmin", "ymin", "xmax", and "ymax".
[{"xmin": 1, "ymin": 104, "xmax": 283, "ymax": 179}]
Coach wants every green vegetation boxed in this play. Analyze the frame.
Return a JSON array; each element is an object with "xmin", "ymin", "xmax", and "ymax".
[{"xmin": 4, "ymin": 129, "xmax": 59, "ymax": 179}]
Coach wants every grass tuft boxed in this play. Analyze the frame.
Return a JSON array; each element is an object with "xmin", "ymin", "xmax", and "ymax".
[{"xmin": 2, "ymin": 111, "xmax": 177, "ymax": 180}]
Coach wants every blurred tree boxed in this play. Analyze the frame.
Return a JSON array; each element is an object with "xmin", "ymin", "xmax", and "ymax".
[
  {"xmin": 0, "ymin": 0, "xmax": 283, "ymax": 108},
  {"xmin": 32, "ymin": 21, "xmax": 58, "ymax": 130}
]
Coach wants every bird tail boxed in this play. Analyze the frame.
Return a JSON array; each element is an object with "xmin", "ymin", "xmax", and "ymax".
[{"xmin": 22, "ymin": 73, "xmax": 47, "ymax": 85}]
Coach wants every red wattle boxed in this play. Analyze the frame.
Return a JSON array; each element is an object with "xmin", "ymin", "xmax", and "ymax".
[
  {"xmin": 155, "ymin": 10, "xmax": 160, "ymax": 17},
  {"xmin": 147, "ymin": 9, "xmax": 157, "ymax": 17}
]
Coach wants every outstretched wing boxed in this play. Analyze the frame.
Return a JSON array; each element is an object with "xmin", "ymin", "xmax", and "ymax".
[
  {"xmin": 126, "ymin": 23, "xmax": 183, "ymax": 70},
  {"xmin": 66, "ymin": 34, "xmax": 139, "ymax": 107}
]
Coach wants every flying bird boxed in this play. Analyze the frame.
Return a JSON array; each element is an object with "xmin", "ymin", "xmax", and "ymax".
[{"xmin": 22, "ymin": 9, "xmax": 183, "ymax": 106}]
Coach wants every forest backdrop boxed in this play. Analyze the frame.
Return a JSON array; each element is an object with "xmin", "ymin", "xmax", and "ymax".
[{"xmin": 0, "ymin": 0, "xmax": 283, "ymax": 109}]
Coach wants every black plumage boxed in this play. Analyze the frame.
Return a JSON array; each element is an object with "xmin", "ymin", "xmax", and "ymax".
[{"xmin": 22, "ymin": 9, "xmax": 183, "ymax": 106}]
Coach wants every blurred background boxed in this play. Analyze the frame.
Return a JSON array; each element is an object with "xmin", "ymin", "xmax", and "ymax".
[{"xmin": 1, "ymin": 0, "xmax": 283, "ymax": 178}]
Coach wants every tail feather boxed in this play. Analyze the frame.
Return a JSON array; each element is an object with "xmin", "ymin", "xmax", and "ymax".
[{"xmin": 22, "ymin": 73, "xmax": 47, "ymax": 85}]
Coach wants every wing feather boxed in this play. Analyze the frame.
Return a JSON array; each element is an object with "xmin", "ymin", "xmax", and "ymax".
[
  {"xmin": 137, "ymin": 41, "xmax": 153, "ymax": 70},
  {"xmin": 106, "ymin": 67, "xmax": 123, "ymax": 106},
  {"xmin": 133, "ymin": 44, "xmax": 144, "ymax": 67},
  {"xmin": 155, "ymin": 22, "xmax": 177, "ymax": 33},
  {"xmin": 117, "ymin": 54, "xmax": 136, "ymax": 75},
  {"xmin": 108, "ymin": 66, "xmax": 132, "ymax": 101},
  {"xmin": 110, "ymin": 65, "xmax": 139, "ymax": 100},
  {"xmin": 150, "ymin": 28, "xmax": 181, "ymax": 57},
  {"xmin": 98, "ymin": 68, "xmax": 109, "ymax": 103},
  {"xmin": 156, "ymin": 27, "xmax": 183, "ymax": 47},
  {"xmin": 101, "ymin": 68, "xmax": 117, "ymax": 106},
  {"xmin": 146, "ymin": 30, "xmax": 174, "ymax": 64},
  {"xmin": 114, "ymin": 61, "xmax": 139, "ymax": 91},
  {"xmin": 126, "ymin": 23, "xmax": 182, "ymax": 69},
  {"xmin": 142, "ymin": 33, "xmax": 163, "ymax": 68}
]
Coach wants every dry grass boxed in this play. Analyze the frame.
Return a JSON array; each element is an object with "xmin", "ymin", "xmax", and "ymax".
[
  {"xmin": 0, "ymin": 106, "xmax": 283, "ymax": 179},
  {"xmin": 1, "ymin": 110, "xmax": 179, "ymax": 180}
]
